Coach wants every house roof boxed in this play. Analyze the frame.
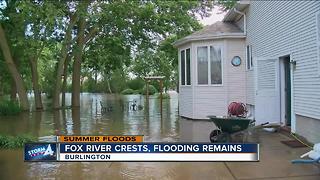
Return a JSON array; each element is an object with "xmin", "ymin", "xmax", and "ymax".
[
  {"xmin": 173, "ymin": 21, "xmax": 245, "ymax": 47},
  {"xmin": 223, "ymin": 1, "xmax": 250, "ymax": 22}
]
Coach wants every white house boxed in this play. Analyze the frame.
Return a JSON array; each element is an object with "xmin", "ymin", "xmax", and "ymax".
[{"xmin": 174, "ymin": 0, "xmax": 320, "ymax": 143}]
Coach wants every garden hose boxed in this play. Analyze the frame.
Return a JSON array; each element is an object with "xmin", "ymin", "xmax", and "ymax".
[{"xmin": 290, "ymin": 132, "xmax": 312, "ymax": 149}]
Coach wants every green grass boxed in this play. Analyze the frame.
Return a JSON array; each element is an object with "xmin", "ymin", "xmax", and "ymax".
[
  {"xmin": 0, "ymin": 134, "xmax": 36, "ymax": 149},
  {"xmin": 0, "ymin": 99, "xmax": 21, "ymax": 116}
]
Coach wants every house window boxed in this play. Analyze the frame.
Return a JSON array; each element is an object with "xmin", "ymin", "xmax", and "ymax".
[
  {"xmin": 181, "ymin": 50, "xmax": 185, "ymax": 85},
  {"xmin": 186, "ymin": 49, "xmax": 191, "ymax": 85},
  {"xmin": 246, "ymin": 45, "xmax": 253, "ymax": 70},
  {"xmin": 180, "ymin": 48, "xmax": 191, "ymax": 85},
  {"xmin": 210, "ymin": 46, "xmax": 222, "ymax": 84},
  {"xmin": 197, "ymin": 45, "xmax": 223, "ymax": 85},
  {"xmin": 197, "ymin": 46, "xmax": 208, "ymax": 84}
]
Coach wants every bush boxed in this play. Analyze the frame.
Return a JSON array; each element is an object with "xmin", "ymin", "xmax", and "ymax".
[
  {"xmin": 127, "ymin": 78, "xmax": 145, "ymax": 90},
  {"xmin": 121, "ymin": 88, "xmax": 135, "ymax": 95},
  {"xmin": 133, "ymin": 90, "xmax": 141, "ymax": 94},
  {"xmin": 141, "ymin": 85, "xmax": 158, "ymax": 95},
  {"xmin": 0, "ymin": 134, "xmax": 35, "ymax": 149},
  {"xmin": 0, "ymin": 99, "xmax": 21, "ymax": 116}
]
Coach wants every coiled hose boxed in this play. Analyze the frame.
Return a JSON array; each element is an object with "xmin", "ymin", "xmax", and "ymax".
[{"xmin": 228, "ymin": 102, "xmax": 247, "ymax": 117}]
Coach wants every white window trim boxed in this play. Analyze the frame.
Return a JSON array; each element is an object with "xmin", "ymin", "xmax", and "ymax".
[
  {"xmin": 180, "ymin": 48, "xmax": 191, "ymax": 86},
  {"xmin": 246, "ymin": 45, "xmax": 253, "ymax": 71},
  {"xmin": 195, "ymin": 44, "xmax": 224, "ymax": 87}
]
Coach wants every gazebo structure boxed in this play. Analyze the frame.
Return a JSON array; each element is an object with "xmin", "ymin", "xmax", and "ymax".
[{"xmin": 144, "ymin": 76, "xmax": 165, "ymax": 114}]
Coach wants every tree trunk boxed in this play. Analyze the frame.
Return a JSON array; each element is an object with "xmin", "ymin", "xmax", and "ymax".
[
  {"xmin": 71, "ymin": 16, "xmax": 86, "ymax": 107},
  {"xmin": 94, "ymin": 69, "xmax": 97, "ymax": 85},
  {"xmin": 0, "ymin": 75, "xmax": 3, "ymax": 98},
  {"xmin": 0, "ymin": 24, "xmax": 29, "ymax": 110},
  {"xmin": 30, "ymin": 58, "xmax": 43, "ymax": 110},
  {"xmin": 107, "ymin": 79, "xmax": 112, "ymax": 94},
  {"xmin": 10, "ymin": 79, "xmax": 17, "ymax": 101},
  {"xmin": 62, "ymin": 55, "xmax": 69, "ymax": 107},
  {"xmin": 52, "ymin": 15, "xmax": 76, "ymax": 109}
]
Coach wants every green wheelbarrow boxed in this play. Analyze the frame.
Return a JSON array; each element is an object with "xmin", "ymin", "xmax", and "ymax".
[{"xmin": 207, "ymin": 116, "xmax": 268, "ymax": 143}]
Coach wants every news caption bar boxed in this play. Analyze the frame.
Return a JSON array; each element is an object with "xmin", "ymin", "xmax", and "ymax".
[{"xmin": 24, "ymin": 136, "xmax": 259, "ymax": 162}]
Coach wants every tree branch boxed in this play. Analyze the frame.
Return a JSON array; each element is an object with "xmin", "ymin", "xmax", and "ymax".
[{"xmin": 85, "ymin": 26, "xmax": 99, "ymax": 44}]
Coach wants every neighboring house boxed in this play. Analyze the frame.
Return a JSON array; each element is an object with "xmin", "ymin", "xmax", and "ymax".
[{"xmin": 174, "ymin": 0, "xmax": 320, "ymax": 143}]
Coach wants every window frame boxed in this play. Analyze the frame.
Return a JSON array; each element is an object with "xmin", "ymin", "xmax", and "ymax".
[
  {"xmin": 180, "ymin": 47, "xmax": 191, "ymax": 86},
  {"xmin": 195, "ymin": 44, "xmax": 223, "ymax": 87},
  {"xmin": 246, "ymin": 45, "xmax": 253, "ymax": 71}
]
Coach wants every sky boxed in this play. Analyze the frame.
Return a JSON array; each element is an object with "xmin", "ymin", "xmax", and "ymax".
[{"xmin": 198, "ymin": 7, "xmax": 227, "ymax": 25}]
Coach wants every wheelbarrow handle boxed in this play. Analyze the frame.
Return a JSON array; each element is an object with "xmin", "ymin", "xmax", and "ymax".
[
  {"xmin": 249, "ymin": 120, "xmax": 256, "ymax": 125},
  {"xmin": 249, "ymin": 120, "xmax": 269, "ymax": 126}
]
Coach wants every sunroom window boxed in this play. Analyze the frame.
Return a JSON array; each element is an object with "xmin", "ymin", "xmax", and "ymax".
[
  {"xmin": 210, "ymin": 46, "xmax": 222, "ymax": 84},
  {"xmin": 197, "ymin": 46, "xmax": 222, "ymax": 85},
  {"xmin": 181, "ymin": 50, "xmax": 185, "ymax": 85},
  {"xmin": 197, "ymin": 46, "xmax": 208, "ymax": 84},
  {"xmin": 186, "ymin": 49, "xmax": 191, "ymax": 85},
  {"xmin": 180, "ymin": 48, "xmax": 191, "ymax": 85}
]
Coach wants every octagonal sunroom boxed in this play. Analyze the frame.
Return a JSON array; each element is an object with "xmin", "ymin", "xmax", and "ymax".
[{"xmin": 173, "ymin": 21, "xmax": 247, "ymax": 120}]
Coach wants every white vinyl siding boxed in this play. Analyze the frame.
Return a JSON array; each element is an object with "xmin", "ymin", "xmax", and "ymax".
[
  {"xmin": 246, "ymin": 1, "xmax": 320, "ymax": 119},
  {"xmin": 257, "ymin": 60, "xmax": 276, "ymax": 90},
  {"xmin": 317, "ymin": 12, "xmax": 320, "ymax": 75},
  {"xmin": 179, "ymin": 87, "xmax": 193, "ymax": 118}
]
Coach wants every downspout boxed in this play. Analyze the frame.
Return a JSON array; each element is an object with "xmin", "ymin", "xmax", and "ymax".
[{"xmin": 233, "ymin": 8, "xmax": 246, "ymax": 35}]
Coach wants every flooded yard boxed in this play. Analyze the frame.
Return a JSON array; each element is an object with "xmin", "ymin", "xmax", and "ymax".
[
  {"xmin": 1, "ymin": 93, "xmax": 319, "ymax": 180},
  {"xmin": 0, "ymin": 93, "xmax": 214, "ymax": 179}
]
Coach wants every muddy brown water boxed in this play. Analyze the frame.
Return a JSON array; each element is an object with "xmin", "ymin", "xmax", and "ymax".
[{"xmin": 0, "ymin": 93, "xmax": 225, "ymax": 180}]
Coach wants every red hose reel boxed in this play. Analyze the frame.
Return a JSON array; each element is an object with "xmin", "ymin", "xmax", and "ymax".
[{"xmin": 228, "ymin": 102, "xmax": 247, "ymax": 117}]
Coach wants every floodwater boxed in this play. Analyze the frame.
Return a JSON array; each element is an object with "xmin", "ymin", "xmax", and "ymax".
[{"xmin": 0, "ymin": 93, "xmax": 222, "ymax": 180}]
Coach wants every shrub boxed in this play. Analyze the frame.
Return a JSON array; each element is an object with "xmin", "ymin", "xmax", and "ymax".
[
  {"xmin": 141, "ymin": 85, "xmax": 158, "ymax": 95},
  {"xmin": 133, "ymin": 90, "xmax": 141, "ymax": 94},
  {"xmin": 121, "ymin": 88, "xmax": 135, "ymax": 95},
  {"xmin": 127, "ymin": 78, "xmax": 145, "ymax": 90},
  {"xmin": 0, "ymin": 134, "xmax": 35, "ymax": 149},
  {"xmin": 0, "ymin": 99, "xmax": 21, "ymax": 116}
]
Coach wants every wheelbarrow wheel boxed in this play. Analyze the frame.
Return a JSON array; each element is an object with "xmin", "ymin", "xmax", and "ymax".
[{"xmin": 210, "ymin": 129, "xmax": 221, "ymax": 143}]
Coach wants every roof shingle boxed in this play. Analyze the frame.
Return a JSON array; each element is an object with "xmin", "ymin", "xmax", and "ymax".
[{"xmin": 173, "ymin": 21, "xmax": 244, "ymax": 46}]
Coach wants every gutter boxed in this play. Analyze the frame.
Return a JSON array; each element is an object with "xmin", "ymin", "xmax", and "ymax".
[
  {"xmin": 233, "ymin": 7, "xmax": 246, "ymax": 35},
  {"xmin": 172, "ymin": 33, "xmax": 246, "ymax": 47}
]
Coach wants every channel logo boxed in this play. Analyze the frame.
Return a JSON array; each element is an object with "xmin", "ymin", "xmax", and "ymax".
[{"xmin": 24, "ymin": 143, "xmax": 57, "ymax": 161}]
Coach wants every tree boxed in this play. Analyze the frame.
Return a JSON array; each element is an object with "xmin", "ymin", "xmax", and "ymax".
[
  {"xmin": 0, "ymin": 0, "xmax": 219, "ymax": 110},
  {"xmin": 217, "ymin": 0, "xmax": 237, "ymax": 11},
  {"xmin": 0, "ymin": 0, "xmax": 63, "ymax": 110},
  {"xmin": 0, "ymin": 24, "xmax": 29, "ymax": 110}
]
